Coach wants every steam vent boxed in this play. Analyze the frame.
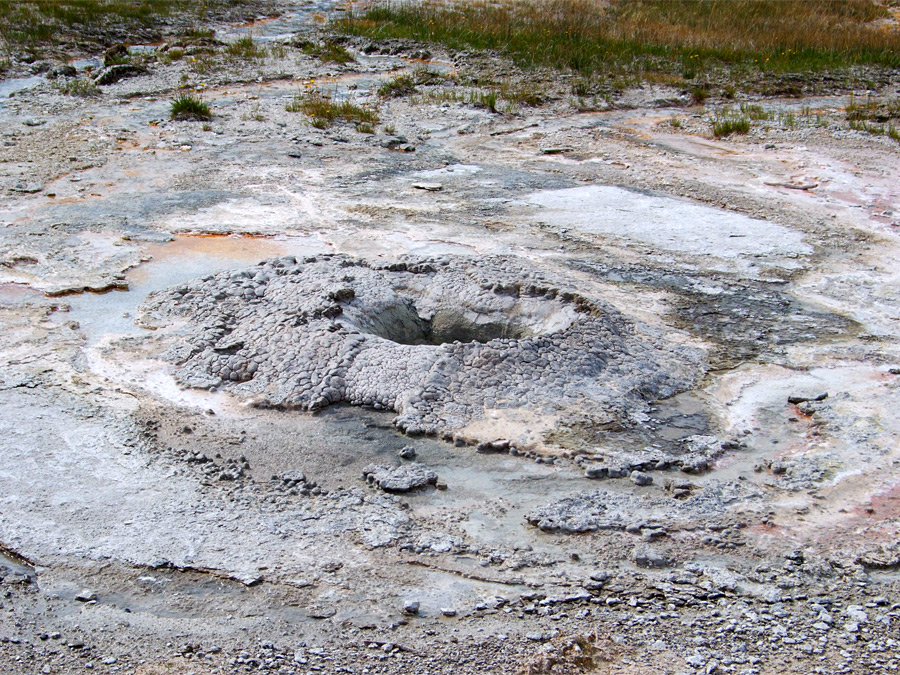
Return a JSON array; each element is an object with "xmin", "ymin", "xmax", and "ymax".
[{"xmin": 142, "ymin": 254, "xmax": 703, "ymax": 444}]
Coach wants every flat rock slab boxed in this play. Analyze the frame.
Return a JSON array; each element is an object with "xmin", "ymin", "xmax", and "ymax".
[{"xmin": 362, "ymin": 463, "xmax": 438, "ymax": 492}]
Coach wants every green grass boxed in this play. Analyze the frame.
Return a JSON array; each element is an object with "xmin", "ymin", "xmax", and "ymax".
[
  {"xmin": 377, "ymin": 68, "xmax": 454, "ymax": 98},
  {"xmin": 170, "ymin": 94, "xmax": 211, "ymax": 121},
  {"xmin": 712, "ymin": 114, "xmax": 751, "ymax": 137},
  {"xmin": 378, "ymin": 73, "xmax": 418, "ymax": 98},
  {"xmin": 0, "ymin": 1, "xmax": 264, "ymax": 55},
  {"xmin": 297, "ymin": 40, "xmax": 355, "ymax": 64},
  {"xmin": 224, "ymin": 35, "xmax": 265, "ymax": 60},
  {"xmin": 54, "ymin": 76, "xmax": 101, "ymax": 97},
  {"xmin": 339, "ymin": 0, "xmax": 900, "ymax": 88},
  {"xmin": 286, "ymin": 89, "xmax": 379, "ymax": 129},
  {"xmin": 740, "ymin": 103, "xmax": 772, "ymax": 121}
]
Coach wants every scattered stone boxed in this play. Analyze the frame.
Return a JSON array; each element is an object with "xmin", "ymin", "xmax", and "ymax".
[
  {"xmin": 403, "ymin": 599, "xmax": 420, "ymax": 615},
  {"xmin": 476, "ymin": 439, "xmax": 510, "ymax": 454},
  {"xmin": 412, "ymin": 182, "xmax": 442, "ymax": 191},
  {"xmin": 46, "ymin": 64, "xmax": 77, "ymax": 80},
  {"xmin": 23, "ymin": 119, "xmax": 46, "ymax": 127},
  {"xmin": 397, "ymin": 446, "xmax": 417, "ymax": 460},
  {"xmin": 74, "ymin": 589, "xmax": 97, "ymax": 602},
  {"xmin": 630, "ymin": 470, "xmax": 653, "ymax": 486},
  {"xmin": 540, "ymin": 147, "xmax": 573, "ymax": 155},
  {"xmin": 440, "ymin": 607, "xmax": 457, "ymax": 617},
  {"xmin": 307, "ymin": 606, "xmax": 336, "ymax": 619},
  {"xmin": 380, "ymin": 136, "xmax": 408, "ymax": 149},
  {"xmin": 632, "ymin": 545, "xmax": 669, "ymax": 568},
  {"xmin": 11, "ymin": 182, "xmax": 43, "ymax": 193},
  {"xmin": 787, "ymin": 392, "xmax": 828, "ymax": 405}
]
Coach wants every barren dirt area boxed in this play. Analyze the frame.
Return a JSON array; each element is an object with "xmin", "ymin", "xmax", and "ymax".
[{"xmin": 1, "ymin": 2, "xmax": 899, "ymax": 674}]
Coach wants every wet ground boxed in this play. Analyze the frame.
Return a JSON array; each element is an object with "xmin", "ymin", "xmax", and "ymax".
[{"xmin": 1, "ymin": 2, "xmax": 900, "ymax": 674}]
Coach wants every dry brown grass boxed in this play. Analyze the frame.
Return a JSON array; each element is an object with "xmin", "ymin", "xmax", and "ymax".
[{"xmin": 340, "ymin": 0, "xmax": 900, "ymax": 79}]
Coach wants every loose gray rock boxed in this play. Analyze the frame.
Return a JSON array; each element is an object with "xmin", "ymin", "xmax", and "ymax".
[
  {"xmin": 787, "ymin": 392, "xmax": 828, "ymax": 404},
  {"xmin": 46, "ymin": 64, "xmax": 77, "ymax": 79},
  {"xmin": 630, "ymin": 470, "xmax": 653, "ymax": 486},
  {"xmin": 632, "ymin": 545, "xmax": 668, "ymax": 568},
  {"xmin": 74, "ymin": 589, "xmax": 97, "ymax": 602},
  {"xmin": 397, "ymin": 446, "xmax": 417, "ymax": 460}
]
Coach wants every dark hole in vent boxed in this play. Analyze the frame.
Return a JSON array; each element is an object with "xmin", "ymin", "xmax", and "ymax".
[{"xmin": 361, "ymin": 301, "xmax": 532, "ymax": 346}]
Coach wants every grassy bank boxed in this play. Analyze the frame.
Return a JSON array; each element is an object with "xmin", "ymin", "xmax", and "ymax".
[
  {"xmin": 0, "ymin": 0, "xmax": 271, "ymax": 55},
  {"xmin": 339, "ymin": 0, "xmax": 900, "ymax": 83}
]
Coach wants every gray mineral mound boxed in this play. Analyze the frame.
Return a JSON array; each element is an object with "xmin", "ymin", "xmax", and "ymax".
[
  {"xmin": 525, "ymin": 482, "xmax": 763, "ymax": 534},
  {"xmin": 140, "ymin": 254, "xmax": 703, "ymax": 442}
]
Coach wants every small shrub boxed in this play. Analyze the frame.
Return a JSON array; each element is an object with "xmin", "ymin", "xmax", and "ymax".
[
  {"xmin": 356, "ymin": 121, "xmax": 376, "ymax": 134},
  {"xmin": 170, "ymin": 94, "xmax": 211, "ymax": 121}
]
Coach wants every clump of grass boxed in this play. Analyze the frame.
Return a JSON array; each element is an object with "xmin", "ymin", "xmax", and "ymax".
[
  {"xmin": 170, "ymin": 94, "xmax": 211, "ymax": 121},
  {"xmin": 469, "ymin": 89, "xmax": 498, "ymax": 113},
  {"xmin": 268, "ymin": 42, "xmax": 287, "ymax": 60},
  {"xmin": 162, "ymin": 47, "xmax": 185, "ymax": 63},
  {"xmin": 378, "ymin": 68, "xmax": 453, "ymax": 98},
  {"xmin": 712, "ymin": 114, "xmax": 751, "ymax": 137},
  {"xmin": 499, "ymin": 80, "xmax": 543, "ymax": 107},
  {"xmin": 846, "ymin": 93, "xmax": 900, "ymax": 123},
  {"xmin": 378, "ymin": 73, "xmax": 417, "ymax": 98},
  {"xmin": 740, "ymin": 103, "xmax": 772, "ymax": 120},
  {"xmin": 298, "ymin": 40, "xmax": 355, "ymax": 64},
  {"xmin": 690, "ymin": 84, "xmax": 709, "ymax": 105},
  {"xmin": 339, "ymin": 0, "xmax": 900, "ymax": 90},
  {"xmin": 849, "ymin": 119, "xmax": 900, "ymax": 143},
  {"xmin": 54, "ymin": 77, "xmax": 101, "ymax": 98},
  {"xmin": 286, "ymin": 89, "xmax": 378, "ymax": 129},
  {"xmin": 225, "ymin": 35, "xmax": 265, "ymax": 60}
]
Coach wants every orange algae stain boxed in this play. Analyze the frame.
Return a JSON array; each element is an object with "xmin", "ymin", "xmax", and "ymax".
[
  {"xmin": 852, "ymin": 480, "xmax": 900, "ymax": 520},
  {"xmin": 142, "ymin": 234, "xmax": 288, "ymax": 267}
]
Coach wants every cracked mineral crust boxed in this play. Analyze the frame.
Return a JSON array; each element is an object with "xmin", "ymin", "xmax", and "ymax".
[{"xmin": 140, "ymin": 254, "xmax": 704, "ymax": 443}]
